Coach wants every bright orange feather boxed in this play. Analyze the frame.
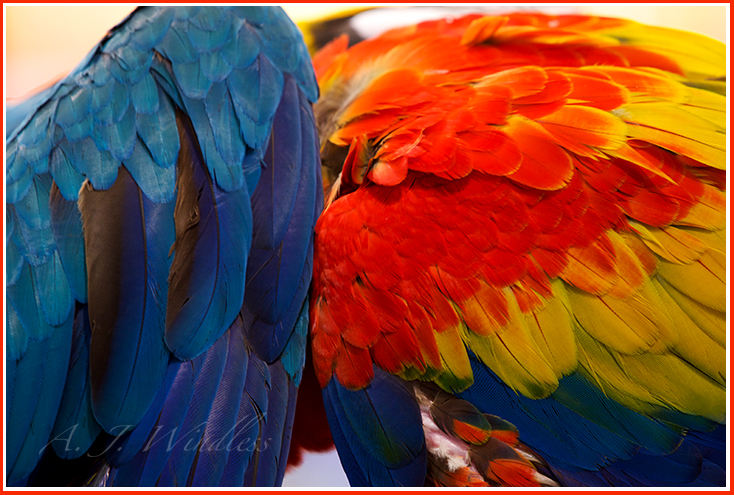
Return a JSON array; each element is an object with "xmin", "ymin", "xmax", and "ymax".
[{"xmin": 311, "ymin": 11, "xmax": 725, "ymax": 407}]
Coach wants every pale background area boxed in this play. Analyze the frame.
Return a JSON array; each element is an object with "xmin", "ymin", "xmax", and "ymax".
[
  {"xmin": 3, "ymin": 3, "xmax": 728, "ymax": 488},
  {"xmin": 5, "ymin": 4, "xmax": 728, "ymax": 100}
]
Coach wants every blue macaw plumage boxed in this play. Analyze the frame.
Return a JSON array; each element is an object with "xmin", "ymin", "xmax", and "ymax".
[
  {"xmin": 6, "ymin": 6, "xmax": 728, "ymax": 489},
  {"xmin": 6, "ymin": 6, "xmax": 321, "ymax": 486}
]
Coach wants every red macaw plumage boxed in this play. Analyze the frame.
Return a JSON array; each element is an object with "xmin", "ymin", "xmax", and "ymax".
[{"xmin": 303, "ymin": 12, "xmax": 726, "ymax": 487}]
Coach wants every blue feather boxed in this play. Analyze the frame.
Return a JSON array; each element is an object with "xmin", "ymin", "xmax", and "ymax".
[
  {"xmin": 7, "ymin": 262, "xmax": 57, "ymax": 340},
  {"xmin": 131, "ymin": 73, "xmax": 160, "ymax": 114},
  {"xmin": 92, "ymin": 102, "xmax": 136, "ymax": 161},
  {"xmin": 274, "ymin": 379, "xmax": 300, "ymax": 484},
  {"xmin": 48, "ymin": 144, "xmax": 85, "ymax": 201},
  {"xmin": 686, "ymin": 425, "xmax": 726, "ymax": 469},
  {"xmin": 157, "ymin": 23, "xmax": 199, "ymax": 64},
  {"xmin": 242, "ymin": 76, "xmax": 318, "ymax": 362},
  {"xmin": 252, "ymin": 8, "xmax": 301, "ymax": 73},
  {"xmin": 321, "ymin": 390, "xmax": 369, "ymax": 486},
  {"xmin": 172, "ymin": 59, "xmax": 213, "ymax": 100},
  {"xmin": 123, "ymin": 136, "xmax": 176, "ymax": 203},
  {"xmin": 62, "ymin": 137, "xmax": 120, "ymax": 190},
  {"xmin": 218, "ymin": 355, "xmax": 269, "ymax": 486},
  {"xmin": 108, "ymin": 354, "xmax": 204, "ymax": 486},
  {"xmin": 91, "ymin": 77, "xmax": 130, "ymax": 126},
  {"xmin": 179, "ymin": 92, "xmax": 243, "ymax": 191},
  {"xmin": 89, "ymin": 79, "xmax": 115, "ymax": 112},
  {"xmin": 551, "ymin": 371, "xmax": 681, "ymax": 455},
  {"xmin": 189, "ymin": 7, "xmax": 225, "ymax": 32},
  {"xmin": 242, "ymin": 362, "xmax": 291, "ymax": 486},
  {"xmin": 51, "ymin": 305, "xmax": 102, "ymax": 459},
  {"xmin": 5, "ymin": 165, "xmax": 33, "ymax": 204},
  {"xmin": 189, "ymin": 318, "xmax": 250, "ymax": 485},
  {"xmin": 279, "ymin": 296, "xmax": 309, "ymax": 386},
  {"xmin": 186, "ymin": 11, "xmax": 232, "ymax": 53},
  {"xmin": 6, "ymin": 140, "xmax": 26, "ymax": 183},
  {"xmin": 205, "ymin": 81, "xmax": 245, "ymax": 167},
  {"xmin": 156, "ymin": 330, "xmax": 229, "ymax": 486},
  {"xmin": 6, "ymin": 162, "xmax": 34, "ymax": 204},
  {"xmin": 55, "ymin": 87, "xmax": 92, "ymax": 128},
  {"xmin": 165, "ymin": 112, "xmax": 251, "ymax": 360},
  {"xmin": 220, "ymin": 22, "xmax": 259, "ymax": 69},
  {"xmin": 10, "ymin": 205, "xmax": 55, "ymax": 266},
  {"xmin": 126, "ymin": 7, "xmax": 174, "ymax": 52},
  {"xmin": 105, "ymin": 357, "xmax": 182, "ymax": 467},
  {"xmin": 61, "ymin": 114, "xmax": 94, "ymax": 142},
  {"xmin": 35, "ymin": 251, "xmax": 74, "ymax": 326},
  {"xmin": 80, "ymin": 165, "xmax": 174, "ymax": 432},
  {"xmin": 6, "ymin": 303, "xmax": 28, "ymax": 362},
  {"xmin": 135, "ymin": 84, "xmax": 179, "ymax": 169},
  {"xmin": 16, "ymin": 102, "xmax": 56, "ymax": 166},
  {"xmin": 200, "ymin": 50, "xmax": 233, "ymax": 82},
  {"xmin": 49, "ymin": 182, "xmax": 88, "ymax": 302},
  {"xmin": 6, "ymin": 314, "xmax": 73, "ymax": 484},
  {"xmin": 103, "ymin": 49, "xmax": 153, "ymax": 86},
  {"xmin": 249, "ymin": 75, "xmax": 303, "ymax": 249},
  {"xmin": 322, "ymin": 368, "xmax": 427, "ymax": 487},
  {"xmin": 14, "ymin": 173, "xmax": 52, "ymax": 231},
  {"xmin": 228, "ymin": 54, "xmax": 284, "ymax": 150},
  {"xmin": 6, "ymin": 223, "xmax": 25, "ymax": 288}
]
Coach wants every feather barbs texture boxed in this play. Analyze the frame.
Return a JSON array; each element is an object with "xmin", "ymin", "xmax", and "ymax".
[
  {"xmin": 311, "ymin": 11, "xmax": 726, "ymax": 431},
  {"xmin": 5, "ymin": 6, "xmax": 321, "ymax": 486}
]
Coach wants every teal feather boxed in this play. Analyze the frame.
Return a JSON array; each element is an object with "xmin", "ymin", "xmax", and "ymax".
[
  {"xmin": 49, "ymin": 183, "xmax": 88, "ymax": 303},
  {"xmin": 135, "ymin": 84, "xmax": 179, "ymax": 169},
  {"xmin": 130, "ymin": 73, "xmax": 160, "ymax": 114}
]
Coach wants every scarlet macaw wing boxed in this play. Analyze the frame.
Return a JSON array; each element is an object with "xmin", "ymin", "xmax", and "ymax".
[
  {"xmin": 6, "ymin": 6, "xmax": 321, "ymax": 486},
  {"xmin": 311, "ymin": 13, "xmax": 725, "ymax": 487}
]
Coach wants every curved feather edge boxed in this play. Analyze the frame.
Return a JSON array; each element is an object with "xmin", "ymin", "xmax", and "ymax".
[
  {"xmin": 322, "ymin": 368, "xmax": 427, "ymax": 486},
  {"xmin": 80, "ymin": 165, "xmax": 174, "ymax": 432}
]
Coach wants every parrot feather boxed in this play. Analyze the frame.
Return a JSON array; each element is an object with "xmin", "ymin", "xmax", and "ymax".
[
  {"xmin": 165, "ymin": 110, "xmax": 251, "ymax": 360},
  {"xmin": 311, "ymin": 9, "xmax": 726, "ymax": 488},
  {"xmin": 80, "ymin": 165, "xmax": 174, "ymax": 432}
]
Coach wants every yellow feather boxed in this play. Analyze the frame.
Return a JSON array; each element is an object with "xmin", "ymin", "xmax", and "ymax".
[
  {"xmin": 652, "ymin": 279, "xmax": 725, "ymax": 386},
  {"xmin": 575, "ymin": 327, "xmax": 725, "ymax": 422},
  {"xmin": 630, "ymin": 223, "xmax": 708, "ymax": 264},
  {"xmin": 677, "ymin": 185, "xmax": 726, "ymax": 230},
  {"xmin": 601, "ymin": 23, "xmax": 725, "ymax": 79},
  {"xmin": 569, "ymin": 278, "xmax": 676, "ymax": 355},
  {"xmin": 606, "ymin": 230, "xmax": 648, "ymax": 298},
  {"xmin": 684, "ymin": 225, "xmax": 726, "ymax": 254},
  {"xmin": 524, "ymin": 280, "xmax": 577, "ymax": 378},
  {"xmin": 463, "ymin": 289, "xmax": 559, "ymax": 399},
  {"xmin": 614, "ymin": 103, "xmax": 726, "ymax": 169},
  {"xmin": 434, "ymin": 324, "xmax": 474, "ymax": 393},
  {"xmin": 659, "ymin": 278, "xmax": 725, "ymax": 348},
  {"xmin": 681, "ymin": 86, "xmax": 727, "ymax": 128},
  {"xmin": 657, "ymin": 251, "xmax": 725, "ymax": 313},
  {"xmin": 456, "ymin": 284, "xmax": 508, "ymax": 337}
]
